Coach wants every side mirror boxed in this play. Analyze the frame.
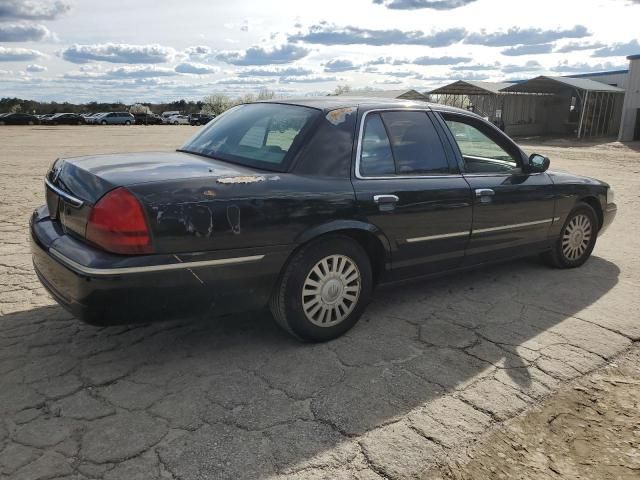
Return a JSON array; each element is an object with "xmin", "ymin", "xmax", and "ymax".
[{"xmin": 527, "ymin": 153, "xmax": 550, "ymax": 173}]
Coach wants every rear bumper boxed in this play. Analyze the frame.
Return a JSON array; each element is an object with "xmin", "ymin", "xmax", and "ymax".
[
  {"xmin": 31, "ymin": 206, "xmax": 289, "ymax": 325},
  {"xmin": 600, "ymin": 202, "xmax": 617, "ymax": 235}
]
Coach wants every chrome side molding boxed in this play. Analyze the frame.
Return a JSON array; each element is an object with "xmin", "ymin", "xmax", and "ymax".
[
  {"xmin": 49, "ymin": 248, "xmax": 265, "ymax": 276},
  {"xmin": 44, "ymin": 178, "xmax": 84, "ymax": 208}
]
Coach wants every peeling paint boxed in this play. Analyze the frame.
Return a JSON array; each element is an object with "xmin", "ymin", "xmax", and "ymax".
[
  {"xmin": 326, "ymin": 107, "xmax": 356, "ymax": 126},
  {"xmin": 202, "ymin": 189, "xmax": 217, "ymax": 198},
  {"xmin": 226, "ymin": 205, "xmax": 241, "ymax": 235},
  {"xmin": 217, "ymin": 175, "xmax": 266, "ymax": 185}
]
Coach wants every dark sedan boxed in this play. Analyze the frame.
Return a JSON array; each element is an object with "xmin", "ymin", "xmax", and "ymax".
[
  {"xmin": 31, "ymin": 98, "xmax": 616, "ymax": 341},
  {"xmin": 189, "ymin": 113, "xmax": 215, "ymax": 126},
  {"xmin": 134, "ymin": 113, "xmax": 164, "ymax": 125},
  {"xmin": 42, "ymin": 113, "xmax": 85, "ymax": 125},
  {"xmin": 0, "ymin": 113, "xmax": 40, "ymax": 125}
]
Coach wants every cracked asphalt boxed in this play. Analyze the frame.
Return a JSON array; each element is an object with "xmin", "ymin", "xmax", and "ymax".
[{"xmin": 1, "ymin": 126, "xmax": 639, "ymax": 480}]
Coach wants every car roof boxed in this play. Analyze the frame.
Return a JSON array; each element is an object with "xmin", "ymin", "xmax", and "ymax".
[{"xmin": 257, "ymin": 97, "xmax": 474, "ymax": 116}]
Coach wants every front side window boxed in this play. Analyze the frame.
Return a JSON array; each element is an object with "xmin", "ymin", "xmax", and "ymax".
[
  {"xmin": 181, "ymin": 103, "xmax": 320, "ymax": 171},
  {"xmin": 443, "ymin": 115, "xmax": 520, "ymax": 173}
]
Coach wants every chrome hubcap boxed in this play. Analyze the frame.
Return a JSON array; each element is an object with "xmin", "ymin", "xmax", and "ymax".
[
  {"xmin": 302, "ymin": 254, "xmax": 361, "ymax": 327},
  {"xmin": 562, "ymin": 214, "xmax": 592, "ymax": 261}
]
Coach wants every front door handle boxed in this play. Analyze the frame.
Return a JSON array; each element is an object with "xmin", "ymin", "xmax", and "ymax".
[
  {"xmin": 373, "ymin": 194, "xmax": 399, "ymax": 204},
  {"xmin": 475, "ymin": 188, "xmax": 495, "ymax": 197}
]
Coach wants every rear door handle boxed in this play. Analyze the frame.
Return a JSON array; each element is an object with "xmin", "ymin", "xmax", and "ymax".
[
  {"xmin": 373, "ymin": 195, "xmax": 399, "ymax": 204},
  {"xmin": 475, "ymin": 188, "xmax": 495, "ymax": 197}
]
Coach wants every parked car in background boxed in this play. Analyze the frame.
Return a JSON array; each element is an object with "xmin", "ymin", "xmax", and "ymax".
[
  {"xmin": 167, "ymin": 114, "xmax": 190, "ymax": 125},
  {"xmin": 42, "ymin": 113, "xmax": 86, "ymax": 125},
  {"xmin": 31, "ymin": 98, "xmax": 616, "ymax": 341},
  {"xmin": 133, "ymin": 113, "xmax": 164, "ymax": 125},
  {"xmin": 96, "ymin": 112, "xmax": 135, "ymax": 125},
  {"xmin": 85, "ymin": 113, "xmax": 106, "ymax": 124},
  {"xmin": 0, "ymin": 113, "xmax": 40, "ymax": 125},
  {"xmin": 161, "ymin": 111, "xmax": 181, "ymax": 123},
  {"xmin": 188, "ymin": 113, "xmax": 215, "ymax": 126}
]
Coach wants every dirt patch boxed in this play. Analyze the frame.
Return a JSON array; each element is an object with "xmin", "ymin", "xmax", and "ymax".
[{"xmin": 430, "ymin": 345, "xmax": 640, "ymax": 480}]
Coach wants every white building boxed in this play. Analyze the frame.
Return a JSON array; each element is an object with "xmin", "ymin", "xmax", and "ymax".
[{"xmin": 618, "ymin": 54, "xmax": 640, "ymax": 141}]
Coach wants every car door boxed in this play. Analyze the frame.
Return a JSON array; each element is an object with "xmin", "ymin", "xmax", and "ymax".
[
  {"xmin": 352, "ymin": 109, "xmax": 473, "ymax": 279},
  {"xmin": 436, "ymin": 111, "xmax": 556, "ymax": 263}
]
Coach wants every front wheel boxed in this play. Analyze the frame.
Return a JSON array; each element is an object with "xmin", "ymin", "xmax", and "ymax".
[
  {"xmin": 544, "ymin": 203, "xmax": 598, "ymax": 268},
  {"xmin": 125, "ymin": 120, "xmax": 131, "ymax": 125},
  {"xmin": 101, "ymin": 120, "xmax": 107, "ymax": 125},
  {"xmin": 270, "ymin": 235, "xmax": 372, "ymax": 342}
]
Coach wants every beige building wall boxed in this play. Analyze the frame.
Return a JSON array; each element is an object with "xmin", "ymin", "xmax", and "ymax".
[{"xmin": 618, "ymin": 55, "xmax": 640, "ymax": 141}]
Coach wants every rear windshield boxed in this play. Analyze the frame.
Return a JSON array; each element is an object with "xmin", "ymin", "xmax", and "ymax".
[{"xmin": 179, "ymin": 103, "xmax": 320, "ymax": 171}]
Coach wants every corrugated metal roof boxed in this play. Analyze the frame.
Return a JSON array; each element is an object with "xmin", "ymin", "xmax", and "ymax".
[
  {"xmin": 567, "ymin": 69, "xmax": 628, "ymax": 78},
  {"xmin": 338, "ymin": 89, "xmax": 428, "ymax": 101},
  {"xmin": 428, "ymin": 80, "xmax": 515, "ymax": 95},
  {"xmin": 503, "ymin": 76, "xmax": 625, "ymax": 94}
]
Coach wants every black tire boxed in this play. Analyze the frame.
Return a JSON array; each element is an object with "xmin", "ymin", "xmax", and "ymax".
[
  {"xmin": 101, "ymin": 120, "xmax": 107, "ymax": 125},
  {"xmin": 125, "ymin": 120, "xmax": 131, "ymax": 125},
  {"xmin": 28, "ymin": 120, "xmax": 34, "ymax": 125},
  {"xmin": 544, "ymin": 203, "xmax": 598, "ymax": 268},
  {"xmin": 270, "ymin": 235, "xmax": 373, "ymax": 342}
]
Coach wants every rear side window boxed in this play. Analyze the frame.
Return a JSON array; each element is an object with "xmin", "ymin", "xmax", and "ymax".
[
  {"xmin": 359, "ymin": 111, "xmax": 451, "ymax": 176},
  {"xmin": 380, "ymin": 111, "xmax": 450, "ymax": 175},
  {"xmin": 360, "ymin": 114, "xmax": 395, "ymax": 176}
]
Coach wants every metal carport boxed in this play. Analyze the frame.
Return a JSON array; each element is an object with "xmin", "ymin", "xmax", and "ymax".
[{"xmin": 503, "ymin": 76, "xmax": 625, "ymax": 139}]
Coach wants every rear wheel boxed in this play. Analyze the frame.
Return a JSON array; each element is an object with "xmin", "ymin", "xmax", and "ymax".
[
  {"xmin": 28, "ymin": 120, "xmax": 34, "ymax": 125},
  {"xmin": 544, "ymin": 203, "xmax": 598, "ymax": 268},
  {"xmin": 270, "ymin": 235, "xmax": 372, "ymax": 342},
  {"xmin": 101, "ymin": 120, "xmax": 107, "ymax": 125}
]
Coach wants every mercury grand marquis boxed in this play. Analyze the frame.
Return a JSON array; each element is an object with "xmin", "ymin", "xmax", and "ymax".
[{"xmin": 31, "ymin": 98, "xmax": 617, "ymax": 341}]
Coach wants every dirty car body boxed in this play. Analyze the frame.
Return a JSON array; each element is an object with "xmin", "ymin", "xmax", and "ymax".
[{"xmin": 31, "ymin": 98, "xmax": 617, "ymax": 340}]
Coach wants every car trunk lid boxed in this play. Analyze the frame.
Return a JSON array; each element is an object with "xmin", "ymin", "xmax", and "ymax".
[{"xmin": 44, "ymin": 150, "xmax": 259, "ymax": 241}]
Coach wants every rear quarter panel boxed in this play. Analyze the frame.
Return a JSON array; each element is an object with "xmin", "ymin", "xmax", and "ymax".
[{"xmin": 129, "ymin": 174, "xmax": 358, "ymax": 254}]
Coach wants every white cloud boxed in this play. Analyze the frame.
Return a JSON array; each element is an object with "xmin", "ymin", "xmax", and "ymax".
[
  {"xmin": 64, "ymin": 65, "xmax": 178, "ymax": 80},
  {"xmin": 217, "ymin": 44, "xmax": 310, "ymax": 65},
  {"xmin": 0, "ymin": 46, "xmax": 44, "ymax": 61},
  {"xmin": 0, "ymin": 0, "xmax": 70, "ymax": 20},
  {"xmin": 26, "ymin": 63, "xmax": 47, "ymax": 72},
  {"xmin": 0, "ymin": 23, "xmax": 51, "ymax": 42},
  {"xmin": 184, "ymin": 45, "xmax": 211, "ymax": 59},
  {"xmin": 174, "ymin": 62, "xmax": 219, "ymax": 74},
  {"xmin": 62, "ymin": 43, "xmax": 177, "ymax": 64}
]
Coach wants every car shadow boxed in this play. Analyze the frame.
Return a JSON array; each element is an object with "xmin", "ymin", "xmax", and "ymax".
[{"xmin": 0, "ymin": 255, "xmax": 620, "ymax": 478}]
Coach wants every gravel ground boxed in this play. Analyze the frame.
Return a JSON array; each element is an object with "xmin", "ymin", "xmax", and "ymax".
[
  {"xmin": 0, "ymin": 126, "xmax": 639, "ymax": 480},
  {"xmin": 430, "ymin": 344, "xmax": 640, "ymax": 479}
]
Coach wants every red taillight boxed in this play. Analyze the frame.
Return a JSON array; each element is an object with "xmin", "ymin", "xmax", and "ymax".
[{"xmin": 86, "ymin": 187, "xmax": 153, "ymax": 255}]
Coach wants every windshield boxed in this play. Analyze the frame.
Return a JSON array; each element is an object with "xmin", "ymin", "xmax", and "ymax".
[{"xmin": 179, "ymin": 103, "xmax": 320, "ymax": 171}]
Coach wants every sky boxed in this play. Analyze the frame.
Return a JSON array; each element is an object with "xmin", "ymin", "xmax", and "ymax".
[{"xmin": 0, "ymin": 0, "xmax": 639, "ymax": 103}]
